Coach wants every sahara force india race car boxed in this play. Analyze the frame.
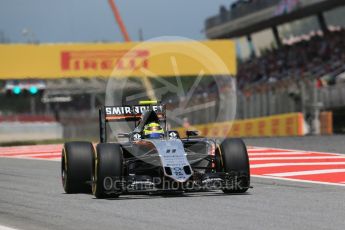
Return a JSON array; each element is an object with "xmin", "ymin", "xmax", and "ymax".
[{"xmin": 61, "ymin": 101, "xmax": 251, "ymax": 198}]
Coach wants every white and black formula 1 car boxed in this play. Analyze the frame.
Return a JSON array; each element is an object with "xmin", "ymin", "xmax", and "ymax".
[{"xmin": 61, "ymin": 101, "xmax": 251, "ymax": 198}]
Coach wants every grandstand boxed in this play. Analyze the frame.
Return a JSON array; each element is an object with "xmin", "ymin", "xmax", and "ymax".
[{"xmin": 205, "ymin": 0, "xmax": 345, "ymax": 133}]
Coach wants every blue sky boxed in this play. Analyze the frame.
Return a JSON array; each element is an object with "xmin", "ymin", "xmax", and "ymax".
[{"xmin": 0, "ymin": 0, "xmax": 234, "ymax": 43}]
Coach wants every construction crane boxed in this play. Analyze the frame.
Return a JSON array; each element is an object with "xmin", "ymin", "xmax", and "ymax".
[
  {"xmin": 107, "ymin": 0, "xmax": 156, "ymax": 100},
  {"xmin": 107, "ymin": 0, "xmax": 131, "ymax": 42}
]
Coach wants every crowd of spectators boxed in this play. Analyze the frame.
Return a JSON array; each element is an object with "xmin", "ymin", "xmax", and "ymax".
[{"xmin": 237, "ymin": 28, "xmax": 345, "ymax": 95}]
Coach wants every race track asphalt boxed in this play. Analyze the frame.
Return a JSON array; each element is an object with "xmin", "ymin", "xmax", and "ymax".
[{"xmin": 1, "ymin": 136, "xmax": 345, "ymax": 230}]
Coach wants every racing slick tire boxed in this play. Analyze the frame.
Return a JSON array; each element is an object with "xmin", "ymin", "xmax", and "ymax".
[
  {"xmin": 219, "ymin": 138, "xmax": 250, "ymax": 193},
  {"xmin": 61, "ymin": 142, "xmax": 94, "ymax": 194},
  {"xmin": 92, "ymin": 143, "xmax": 123, "ymax": 199}
]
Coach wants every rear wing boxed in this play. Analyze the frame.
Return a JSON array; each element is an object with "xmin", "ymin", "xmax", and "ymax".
[
  {"xmin": 103, "ymin": 105, "xmax": 164, "ymax": 122},
  {"xmin": 99, "ymin": 101, "xmax": 166, "ymax": 142}
]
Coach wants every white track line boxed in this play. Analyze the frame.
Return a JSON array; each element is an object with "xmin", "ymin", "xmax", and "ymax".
[
  {"xmin": 250, "ymin": 156, "xmax": 345, "ymax": 160},
  {"xmin": 266, "ymin": 169, "xmax": 345, "ymax": 177},
  {"xmin": 0, "ymin": 153, "xmax": 60, "ymax": 157},
  {"xmin": 10, "ymin": 153, "xmax": 60, "ymax": 158},
  {"xmin": 252, "ymin": 175, "xmax": 345, "ymax": 187},
  {"xmin": 248, "ymin": 149, "xmax": 293, "ymax": 153},
  {"xmin": 251, "ymin": 162, "xmax": 345, "ymax": 168},
  {"xmin": 248, "ymin": 152, "xmax": 311, "ymax": 156},
  {"xmin": 250, "ymin": 147, "xmax": 345, "ymax": 156},
  {"xmin": 0, "ymin": 224, "xmax": 20, "ymax": 230},
  {"xmin": 0, "ymin": 156, "xmax": 60, "ymax": 162},
  {"xmin": 0, "ymin": 146, "xmax": 61, "ymax": 151},
  {"xmin": 0, "ymin": 151, "xmax": 61, "ymax": 156}
]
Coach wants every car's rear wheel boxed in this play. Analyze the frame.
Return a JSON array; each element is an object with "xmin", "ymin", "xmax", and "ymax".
[
  {"xmin": 92, "ymin": 143, "xmax": 123, "ymax": 199},
  {"xmin": 61, "ymin": 142, "xmax": 94, "ymax": 193},
  {"xmin": 219, "ymin": 138, "xmax": 250, "ymax": 193}
]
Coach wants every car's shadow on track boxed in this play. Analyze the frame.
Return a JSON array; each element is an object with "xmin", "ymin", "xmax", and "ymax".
[{"xmin": 94, "ymin": 191, "xmax": 252, "ymax": 201}]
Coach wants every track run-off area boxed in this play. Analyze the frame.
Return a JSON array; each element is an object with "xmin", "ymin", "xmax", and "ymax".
[{"xmin": 1, "ymin": 141, "xmax": 345, "ymax": 186}]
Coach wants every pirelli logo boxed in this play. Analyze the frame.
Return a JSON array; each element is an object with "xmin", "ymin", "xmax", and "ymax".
[{"xmin": 60, "ymin": 49, "xmax": 149, "ymax": 72}]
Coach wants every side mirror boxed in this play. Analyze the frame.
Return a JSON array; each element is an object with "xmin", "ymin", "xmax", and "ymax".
[
  {"xmin": 117, "ymin": 133, "xmax": 130, "ymax": 138},
  {"xmin": 186, "ymin": 130, "xmax": 199, "ymax": 138}
]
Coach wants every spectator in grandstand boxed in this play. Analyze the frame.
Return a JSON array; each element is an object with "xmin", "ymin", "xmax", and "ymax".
[{"xmin": 237, "ymin": 28, "xmax": 345, "ymax": 91}]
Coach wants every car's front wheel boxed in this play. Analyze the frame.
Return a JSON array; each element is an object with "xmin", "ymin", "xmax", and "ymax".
[
  {"xmin": 218, "ymin": 138, "xmax": 250, "ymax": 193},
  {"xmin": 92, "ymin": 143, "xmax": 123, "ymax": 199},
  {"xmin": 61, "ymin": 142, "xmax": 94, "ymax": 193}
]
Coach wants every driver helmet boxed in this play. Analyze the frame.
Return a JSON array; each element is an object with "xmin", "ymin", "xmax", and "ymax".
[{"xmin": 143, "ymin": 122, "xmax": 164, "ymax": 139}]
